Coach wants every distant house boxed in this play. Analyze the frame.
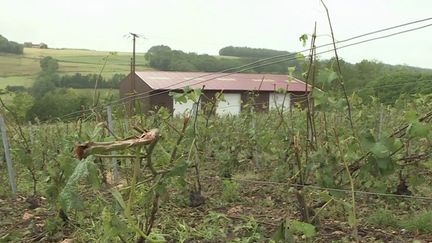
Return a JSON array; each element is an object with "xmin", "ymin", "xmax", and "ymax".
[
  {"xmin": 23, "ymin": 42, "xmax": 48, "ymax": 49},
  {"xmin": 119, "ymin": 71, "xmax": 312, "ymax": 116}
]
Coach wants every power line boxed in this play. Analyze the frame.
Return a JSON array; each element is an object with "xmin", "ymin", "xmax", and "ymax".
[
  {"xmin": 112, "ymin": 22, "xmax": 432, "ymax": 105},
  {"xmin": 52, "ymin": 19, "xmax": 432, "ymax": 122}
]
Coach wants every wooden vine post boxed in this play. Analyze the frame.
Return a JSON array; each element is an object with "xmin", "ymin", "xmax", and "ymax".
[
  {"xmin": 106, "ymin": 106, "xmax": 119, "ymax": 183},
  {"xmin": 0, "ymin": 114, "xmax": 17, "ymax": 195}
]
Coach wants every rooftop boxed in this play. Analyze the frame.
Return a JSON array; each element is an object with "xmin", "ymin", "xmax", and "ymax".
[{"xmin": 135, "ymin": 71, "xmax": 312, "ymax": 92}]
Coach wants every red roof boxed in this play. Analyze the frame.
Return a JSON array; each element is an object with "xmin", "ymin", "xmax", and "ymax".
[{"xmin": 135, "ymin": 71, "xmax": 311, "ymax": 92}]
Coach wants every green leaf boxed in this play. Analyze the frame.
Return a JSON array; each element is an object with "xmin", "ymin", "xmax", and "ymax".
[
  {"xmin": 110, "ymin": 189, "xmax": 126, "ymax": 210},
  {"xmin": 288, "ymin": 66, "xmax": 296, "ymax": 76},
  {"xmin": 370, "ymin": 142, "xmax": 389, "ymax": 158},
  {"xmin": 299, "ymin": 34, "xmax": 308, "ymax": 47},
  {"xmin": 86, "ymin": 159, "xmax": 100, "ymax": 188},
  {"xmin": 166, "ymin": 160, "xmax": 190, "ymax": 178},
  {"xmin": 290, "ymin": 220, "xmax": 316, "ymax": 238},
  {"xmin": 295, "ymin": 53, "xmax": 305, "ymax": 62},
  {"xmin": 407, "ymin": 122, "xmax": 429, "ymax": 138},
  {"xmin": 408, "ymin": 174, "xmax": 426, "ymax": 188},
  {"xmin": 368, "ymin": 156, "xmax": 395, "ymax": 176},
  {"xmin": 327, "ymin": 71, "xmax": 338, "ymax": 84},
  {"xmin": 272, "ymin": 219, "xmax": 294, "ymax": 242},
  {"xmin": 91, "ymin": 124, "xmax": 104, "ymax": 140},
  {"xmin": 404, "ymin": 111, "xmax": 417, "ymax": 122},
  {"xmin": 59, "ymin": 156, "xmax": 100, "ymax": 211},
  {"xmin": 348, "ymin": 211, "xmax": 357, "ymax": 227}
]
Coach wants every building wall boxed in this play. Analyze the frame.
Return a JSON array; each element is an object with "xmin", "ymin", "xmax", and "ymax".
[
  {"xmin": 216, "ymin": 93, "xmax": 242, "ymax": 115},
  {"xmin": 200, "ymin": 90, "xmax": 270, "ymax": 114},
  {"xmin": 290, "ymin": 91, "xmax": 309, "ymax": 108},
  {"xmin": 145, "ymin": 89, "xmax": 307, "ymax": 115},
  {"xmin": 119, "ymin": 73, "xmax": 152, "ymax": 113},
  {"xmin": 149, "ymin": 91, "xmax": 173, "ymax": 113},
  {"xmin": 173, "ymin": 98, "xmax": 196, "ymax": 116},
  {"xmin": 242, "ymin": 91, "xmax": 270, "ymax": 112},
  {"xmin": 119, "ymin": 74, "xmax": 310, "ymax": 115}
]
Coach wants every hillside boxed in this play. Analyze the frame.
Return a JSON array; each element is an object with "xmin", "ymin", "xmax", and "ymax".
[{"xmin": 0, "ymin": 47, "xmax": 150, "ymax": 89}]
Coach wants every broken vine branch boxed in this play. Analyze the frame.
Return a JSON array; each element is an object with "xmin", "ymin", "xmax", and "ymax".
[{"xmin": 75, "ymin": 128, "xmax": 160, "ymax": 159}]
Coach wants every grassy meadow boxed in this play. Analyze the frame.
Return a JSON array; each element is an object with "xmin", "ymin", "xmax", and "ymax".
[{"xmin": 0, "ymin": 47, "xmax": 149, "ymax": 89}]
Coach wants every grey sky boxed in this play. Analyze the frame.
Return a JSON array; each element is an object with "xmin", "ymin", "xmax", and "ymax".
[{"xmin": 1, "ymin": 0, "xmax": 431, "ymax": 68}]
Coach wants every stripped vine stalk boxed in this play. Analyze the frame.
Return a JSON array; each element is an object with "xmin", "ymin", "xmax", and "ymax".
[
  {"xmin": 125, "ymin": 146, "xmax": 142, "ymax": 220},
  {"xmin": 333, "ymin": 128, "xmax": 359, "ymax": 242},
  {"xmin": 93, "ymin": 53, "xmax": 112, "ymax": 107},
  {"xmin": 320, "ymin": 0, "xmax": 355, "ymax": 134},
  {"xmin": 303, "ymin": 23, "xmax": 317, "ymax": 168}
]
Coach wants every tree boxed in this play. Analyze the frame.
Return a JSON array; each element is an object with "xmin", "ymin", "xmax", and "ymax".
[
  {"xmin": 355, "ymin": 59, "xmax": 384, "ymax": 82},
  {"xmin": 0, "ymin": 35, "xmax": 24, "ymax": 54},
  {"xmin": 40, "ymin": 56, "xmax": 59, "ymax": 73},
  {"xmin": 28, "ymin": 89, "xmax": 90, "ymax": 121},
  {"xmin": 40, "ymin": 43, "xmax": 48, "ymax": 49},
  {"xmin": 31, "ymin": 73, "xmax": 57, "ymax": 98},
  {"xmin": 145, "ymin": 45, "xmax": 173, "ymax": 70},
  {"xmin": 31, "ymin": 56, "xmax": 59, "ymax": 98},
  {"xmin": 11, "ymin": 92, "xmax": 35, "ymax": 123}
]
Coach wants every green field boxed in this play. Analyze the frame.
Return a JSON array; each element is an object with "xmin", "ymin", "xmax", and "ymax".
[
  {"xmin": 0, "ymin": 88, "xmax": 118, "ymax": 104},
  {"xmin": 0, "ymin": 47, "xmax": 150, "ymax": 89},
  {"xmin": 0, "ymin": 76, "xmax": 34, "ymax": 88}
]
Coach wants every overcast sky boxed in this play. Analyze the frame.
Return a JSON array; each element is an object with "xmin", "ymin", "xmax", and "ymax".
[{"xmin": 1, "ymin": 0, "xmax": 431, "ymax": 68}]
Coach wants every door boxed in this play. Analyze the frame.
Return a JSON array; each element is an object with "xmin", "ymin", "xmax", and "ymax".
[{"xmin": 216, "ymin": 93, "xmax": 241, "ymax": 116}]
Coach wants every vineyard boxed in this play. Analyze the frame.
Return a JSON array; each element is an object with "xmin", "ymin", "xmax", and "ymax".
[
  {"xmin": 1, "ymin": 6, "xmax": 432, "ymax": 242},
  {"xmin": 0, "ymin": 87, "xmax": 431, "ymax": 242}
]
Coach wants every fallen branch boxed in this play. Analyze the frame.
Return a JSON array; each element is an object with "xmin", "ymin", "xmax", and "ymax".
[{"xmin": 75, "ymin": 128, "xmax": 160, "ymax": 159}]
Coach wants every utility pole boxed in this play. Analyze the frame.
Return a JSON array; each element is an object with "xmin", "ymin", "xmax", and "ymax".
[
  {"xmin": 130, "ymin": 32, "xmax": 138, "ymax": 92},
  {"xmin": 127, "ymin": 32, "xmax": 139, "ymax": 116}
]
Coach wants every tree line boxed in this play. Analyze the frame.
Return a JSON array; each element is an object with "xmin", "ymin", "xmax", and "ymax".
[
  {"xmin": 57, "ymin": 73, "xmax": 125, "ymax": 89},
  {"xmin": 315, "ymin": 58, "xmax": 432, "ymax": 103},
  {"xmin": 0, "ymin": 34, "xmax": 24, "ymax": 54},
  {"xmin": 144, "ymin": 45, "xmax": 301, "ymax": 75},
  {"xmin": 219, "ymin": 46, "xmax": 292, "ymax": 58},
  {"xmin": 145, "ymin": 45, "xmax": 432, "ymax": 104}
]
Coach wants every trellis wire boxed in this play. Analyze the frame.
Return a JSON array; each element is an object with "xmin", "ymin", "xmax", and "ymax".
[{"xmin": 204, "ymin": 176, "xmax": 432, "ymax": 201}]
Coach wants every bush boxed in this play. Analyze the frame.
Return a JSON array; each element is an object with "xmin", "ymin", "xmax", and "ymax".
[
  {"xmin": 5, "ymin": 85, "xmax": 26, "ymax": 93},
  {"xmin": 367, "ymin": 209, "xmax": 432, "ymax": 234},
  {"xmin": 27, "ymin": 89, "xmax": 90, "ymax": 121}
]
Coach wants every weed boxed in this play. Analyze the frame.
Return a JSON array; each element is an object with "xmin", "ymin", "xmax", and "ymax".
[
  {"xmin": 222, "ymin": 179, "xmax": 240, "ymax": 202},
  {"xmin": 400, "ymin": 211, "xmax": 432, "ymax": 234},
  {"xmin": 366, "ymin": 209, "xmax": 399, "ymax": 228}
]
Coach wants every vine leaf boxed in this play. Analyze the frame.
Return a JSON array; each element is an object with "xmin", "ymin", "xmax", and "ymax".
[
  {"xmin": 327, "ymin": 71, "xmax": 338, "ymax": 84},
  {"xmin": 59, "ymin": 156, "xmax": 100, "ymax": 211},
  {"xmin": 299, "ymin": 34, "xmax": 309, "ymax": 47},
  {"xmin": 110, "ymin": 189, "xmax": 126, "ymax": 210},
  {"xmin": 407, "ymin": 122, "xmax": 429, "ymax": 138}
]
